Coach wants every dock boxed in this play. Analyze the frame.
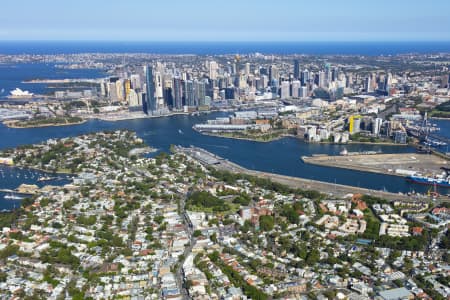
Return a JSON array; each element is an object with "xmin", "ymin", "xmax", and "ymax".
[{"xmin": 174, "ymin": 146, "xmax": 429, "ymax": 202}]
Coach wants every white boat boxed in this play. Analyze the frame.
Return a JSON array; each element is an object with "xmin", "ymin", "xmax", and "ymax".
[{"xmin": 4, "ymin": 193, "xmax": 24, "ymax": 200}]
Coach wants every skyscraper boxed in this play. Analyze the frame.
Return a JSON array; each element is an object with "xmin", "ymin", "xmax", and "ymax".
[
  {"xmin": 318, "ymin": 71, "xmax": 326, "ymax": 88},
  {"xmin": 173, "ymin": 77, "xmax": 183, "ymax": 110},
  {"xmin": 291, "ymin": 80, "xmax": 300, "ymax": 98},
  {"xmin": 301, "ymin": 69, "xmax": 310, "ymax": 86},
  {"xmin": 145, "ymin": 65, "xmax": 156, "ymax": 112},
  {"xmin": 280, "ymin": 81, "xmax": 290, "ymax": 99},
  {"xmin": 294, "ymin": 60, "xmax": 300, "ymax": 79}
]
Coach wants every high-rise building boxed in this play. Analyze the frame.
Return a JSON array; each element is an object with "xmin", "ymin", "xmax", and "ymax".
[
  {"xmin": 127, "ymin": 89, "xmax": 140, "ymax": 107},
  {"xmin": 269, "ymin": 65, "xmax": 279, "ymax": 82},
  {"xmin": 245, "ymin": 63, "xmax": 251, "ymax": 76},
  {"xmin": 280, "ymin": 81, "xmax": 290, "ymax": 99},
  {"xmin": 145, "ymin": 65, "xmax": 156, "ymax": 112},
  {"xmin": 130, "ymin": 74, "xmax": 141, "ymax": 90},
  {"xmin": 294, "ymin": 60, "xmax": 300, "ymax": 79},
  {"xmin": 349, "ymin": 116, "xmax": 362, "ymax": 134},
  {"xmin": 115, "ymin": 80, "xmax": 124, "ymax": 102},
  {"xmin": 301, "ymin": 69, "xmax": 309, "ymax": 86},
  {"xmin": 173, "ymin": 77, "xmax": 183, "ymax": 110},
  {"xmin": 185, "ymin": 80, "xmax": 195, "ymax": 107},
  {"xmin": 441, "ymin": 74, "xmax": 449, "ymax": 88},
  {"xmin": 196, "ymin": 80, "xmax": 206, "ymax": 106},
  {"xmin": 108, "ymin": 82, "xmax": 118, "ymax": 102},
  {"xmin": 124, "ymin": 79, "xmax": 131, "ymax": 101},
  {"xmin": 384, "ymin": 73, "xmax": 392, "ymax": 93},
  {"xmin": 318, "ymin": 71, "xmax": 326, "ymax": 88},
  {"xmin": 299, "ymin": 86, "xmax": 308, "ymax": 98},
  {"xmin": 291, "ymin": 80, "xmax": 300, "ymax": 98},
  {"xmin": 209, "ymin": 61, "xmax": 218, "ymax": 80},
  {"xmin": 372, "ymin": 117, "xmax": 383, "ymax": 136},
  {"xmin": 365, "ymin": 76, "xmax": 373, "ymax": 93}
]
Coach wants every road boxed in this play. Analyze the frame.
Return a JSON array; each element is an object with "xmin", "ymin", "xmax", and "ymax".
[{"xmin": 174, "ymin": 195, "xmax": 195, "ymax": 300}]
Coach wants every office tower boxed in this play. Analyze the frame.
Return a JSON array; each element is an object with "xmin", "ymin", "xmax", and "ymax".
[
  {"xmin": 349, "ymin": 116, "xmax": 361, "ymax": 134},
  {"xmin": 154, "ymin": 71, "xmax": 164, "ymax": 109},
  {"xmin": 127, "ymin": 89, "xmax": 140, "ymax": 107},
  {"xmin": 261, "ymin": 75, "xmax": 269, "ymax": 89},
  {"xmin": 145, "ymin": 65, "xmax": 156, "ymax": 112},
  {"xmin": 115, "ymin": 80, "xmax": 124, "ymax": 102},
  {"xmin": 130, "ymin": 74, "xmax": 141, "ymax": 90},
  {"xmin": 318, "ymin": 71, "xmax": 326, "ymax": 88},
  {"xmin": 365, "ymin": 76, "xmax": 373, "ymax": 93},
  {"xmin": 280, "ymin": 81, "xmax": 290, "ymax": 99},
  {"xmin": 245, "ymin": 63, "xmax": 251, "ymax": 76},
  {"xmin": 196, "ymin": 80, "xmax": 206, "ymax": 106},
  {"xmin": 124, "ymin": 79, "xmax": 131, "ymax": 101},
  {"xmin": 291, "ymin": 80, "xmax": 300, "ymax": 98},
  {"xmin": 301, "ymin": 69, "xmax": 309, "ymax": 86},
  {"xmin": 332, "ymin": 67, "xmax": 339, "ymax": 82},
  {"xmin": 100, "ymin": 80, "xmax": 107, "ymax": 97},
  {"xmin": 294, "ymin": 60, "xmax": 300, "ymax": 79},
  {"xmin": 185, "ymin": 80, "xmax": 195, "ymax": 107},
  {"xmin": 346, "ymin": 74, "xmax": 353, "ymax": 88},
  {"xmin": 325, "ymin": 64, "xmax": 332, "ymax": 85},
  {"xmin": 140, "ymin": 93, "xmax": 148, "ymax": 114},
  {"xmin": 108, "ymin": 82, "xmax": 118, "ymax": 102},
  {"xmin": 255, "ymin": 77, "xmax": 262, "ymax": 90},
  {"xmin": 269, "ymin": 65, "xmax": 279, "ymax": 82},
  {"xmin": 209, "ymin": 61, "xmax": 218, "ymax": 80},
  {"xmin": 384, "ymin": 73, "xmax": 392, "ymax": 94},
  {"xmin": 259, "ymin": 67, "xmax": 268, "ymax": 76},
  {"xmin": 442, "ymin": 74, "xmax": 450, "ymax": 88},
  {"xmin": 299, "ymin": 86, "xmax": 308, "ymax": 98},
  {"xmin": 173, "ymin": 77, "xmax": 183, "ymax": 109}
]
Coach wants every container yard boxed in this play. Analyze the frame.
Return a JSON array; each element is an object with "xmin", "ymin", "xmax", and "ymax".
[{"xmin": 302, "ymin": 153, "xmax": 448, "ymax": 177}]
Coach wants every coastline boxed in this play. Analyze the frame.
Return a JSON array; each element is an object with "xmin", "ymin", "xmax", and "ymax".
[
  {"xmin": 175, "ymin": 146, "xmax": 432, "ymax": 202},
  {"xmin": 198, "ymin": 130, "xmax": 408, "ymax": 146},
  {"xmin": 199, "ymin": 131, "xmax": 296, "ymax": 143},
  {"xmin": 3, "ymin": 119, "xmax": 86, "ymax": 129}
]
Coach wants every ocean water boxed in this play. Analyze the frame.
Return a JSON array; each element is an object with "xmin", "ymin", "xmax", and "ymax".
[{"xmin": 0, "ymin": 41, "xmax": 450, "ymax": 55}]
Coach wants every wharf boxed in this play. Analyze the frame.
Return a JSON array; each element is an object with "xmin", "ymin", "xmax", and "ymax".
[{"xmin": 174, "ymin": 146, "xmax": 428, "ymax": 202}]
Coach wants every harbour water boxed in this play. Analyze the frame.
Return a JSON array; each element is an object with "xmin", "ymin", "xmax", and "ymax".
[
  {"xmin": 2, "ymin": 112, "xmax": 449, "ymax": 210},
  {"xmin": 1, "ymin": 45, "xmax": 450, "ymax": 210},
  {"xmin": 0, "ymin": 63, "xmax": 106, "ymax": 99},
  {"xmin": 0, "ymin": 165, "xmax": 71, "ymax": 210}
]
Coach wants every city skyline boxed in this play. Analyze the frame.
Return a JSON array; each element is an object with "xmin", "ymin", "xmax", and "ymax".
[{"xmin": 2, "ymin": 0, "xmax": 450, "ymax": 42}]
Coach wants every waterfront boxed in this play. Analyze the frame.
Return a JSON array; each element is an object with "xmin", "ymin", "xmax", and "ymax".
[
  {"xmin": 2, "ymin": 112, "xmax": 449, "ymax": 211},
  {"xmin": 0, "ymin": 165, "xmax": 70, "ymax": 210}
]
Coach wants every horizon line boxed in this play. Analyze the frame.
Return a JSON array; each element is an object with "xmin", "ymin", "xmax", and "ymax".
[{"xmin": 2, "ymin": 40, "xmax": 450, "ymax": 43}]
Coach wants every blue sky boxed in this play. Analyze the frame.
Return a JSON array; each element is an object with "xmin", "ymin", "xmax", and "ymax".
[{"xmin": 1, "ymin": 0, "xmax": 450, "ymax": 41}]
